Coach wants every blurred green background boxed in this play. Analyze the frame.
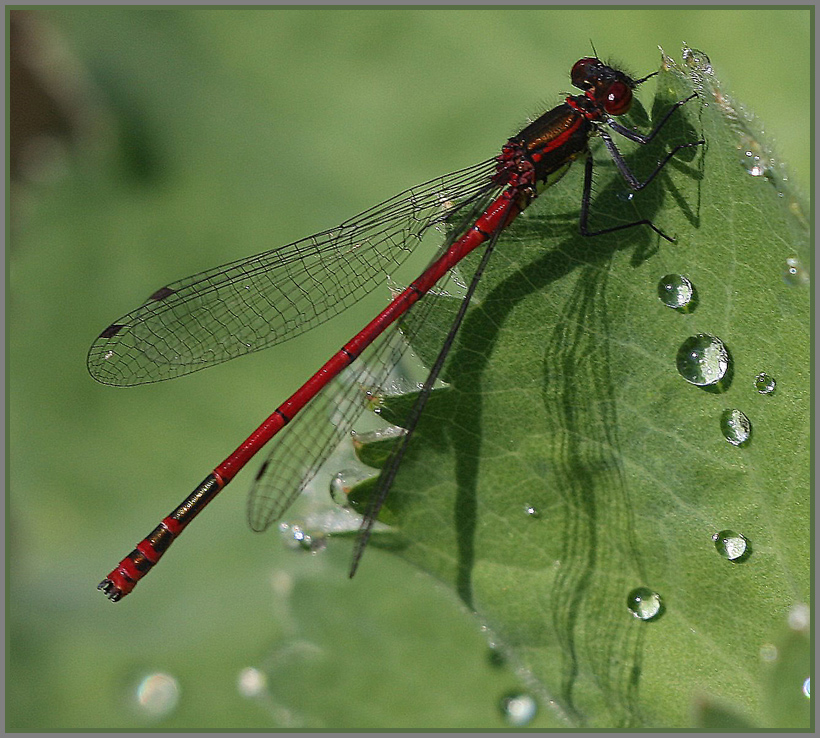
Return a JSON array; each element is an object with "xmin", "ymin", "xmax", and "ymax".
[{"xmin": 8, "ymin": 7, "xmax": 810, "ymax": 730}]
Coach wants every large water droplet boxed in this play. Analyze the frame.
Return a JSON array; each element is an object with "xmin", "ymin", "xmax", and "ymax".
[
  {"xmin": 753, "ymin": 372, "xmax": 776, "ymax": 395},
  {"xmin": 712, "ymin": 530, "xmax": 751, "ymax": 562},
  {"xmin": 329, "ymin": 468, "xmax": 374, "ymax": 504},
  {"xmin": 657, "ymin": 274, "xmax": 696, "ymax": 310},
  {"xmin": 676, "ymin": 334, "xmax": 729, "ymax": 387},
  {"xmin": 134, "ymin": 672, "xmax": 180, "ymax": 718},
  {"xmin": 720, "ymin": 409, "xmax": 752, "ymax": 446},
  {"xmin": 626, "ymin": 587, "xmax": 663, "ymax": 621},
  {"xmin": 499, "ymin": 692, "xmax": 538, "ymax": 726}
]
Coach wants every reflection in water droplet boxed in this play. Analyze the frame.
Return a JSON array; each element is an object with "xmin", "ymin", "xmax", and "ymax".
[
  {"xmin": 720, "ymin": 409, "xmax": 752, "ymax": 446},
  {"xmin": 134, "ymin": 672, "xmax": 180, "ymax": 718},
  {"xmin": 616, "ymin": 191, "xmax": 634, "ymax": 202},
  {"xmin": 499, "ymin": 692, "xmax": 538, "ymax": 726},
  {"xmin": 237, "ymin": 667, "xmax": 268, "ymax": 698},
  {"xmin": 657, "ymin": 274, "xmax": 695, "ymax": 310},
  {"xmin": 803, "ymin": 677, "xmax": 811, "ymax": 698},
  {"xmin": 784, "ymin": 257, "xmax": 809, "ymax": 286},
  {"xmin": 676, "ymin": 334, "xmax": 729, "ymax": 387},
  {"xmin": 626, "ymin": 587, "xmax": 663, "ymax": 621},
  {"xmin": 712, "ymin": 530, "xmax": 750, "ymax": 561},
  {"xmin": 753, "ymin": 372, "xmax": 776, "ymax": 395}
]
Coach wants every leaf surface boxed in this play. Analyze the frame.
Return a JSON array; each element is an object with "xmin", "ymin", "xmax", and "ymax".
[{"xmin": 354, "ymin": 49, "xmax": 810, "ymax": 728}]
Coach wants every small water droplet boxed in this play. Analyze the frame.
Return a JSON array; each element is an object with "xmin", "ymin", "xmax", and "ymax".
[
  {"xmin": 616, "ymin": 190, "xmax": 634, "ymax": 202},
  {"xmin": 738, "ymin": 134, "xmax": 773, "ymax": 178},
  {"xmin": 759, "ymin": 643, "xmax": 778, "ymax": 662},
  {"xmin": 499, "ymin": 692, "xmax": 538, "ymax": 726},
  {"xmin": 720, "ymin": 409, "xmax": 752, "ymax": 446},
  {"xmin": 784, "ymin": 257, "xmax": 809, "ymax": 286},
  {"xmin": 753, "ymin": 372, "xmax": 776, "ymax": 395},
  {"xmin": 657, "ymin": 274, "xmax": 696, "ymax": 310},
  {"xmin": 682, "ymin": 46, "xmax": 712, "ymax": 73},
  {"xmin": 676, "ymin": 334, "xmax": 729, "ymax": 387},
  {"xmin": 712, "ymin": 530, "xmax": 751, "ymax": 562},
  {"xmin": 278, "ymin": 522, "xmax": 327, "ymax": 553},
  {"xmin": 626, "ymin": 587, "xmax": 663, "ymax": 621},
  {"xmin": 134, "ymin": 672, "xmax": 180, "ymax": 718},
  {"xmin": 237, "ymin": 667, "xmax": 268, "ymax": 698},
  {"xmin": 524, "ymin": 503, "xmax": 541, "ymax": 518},
  {"xmin": 803, "ymin": 677, "xmax": 811, "ymax": 698}
]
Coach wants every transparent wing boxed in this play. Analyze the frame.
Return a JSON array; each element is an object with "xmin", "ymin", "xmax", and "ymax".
[
  {"xmin": 245, "ymin": 233, "xmax": 481, "ymax": 533},
  {"xmin": 88, "ymin": 160, "xmax": 497, "ymax": 386}
]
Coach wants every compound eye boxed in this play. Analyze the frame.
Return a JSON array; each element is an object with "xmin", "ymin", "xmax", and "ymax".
[
  {"xmin": 604, "ymin": 80, "xmax": 632, "ymax": 115},
  {"xmin": 571, "ymin": 57, "xmax": 598, "ymax": 89}
]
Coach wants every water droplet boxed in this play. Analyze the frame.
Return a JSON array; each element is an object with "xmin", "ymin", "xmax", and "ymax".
[
  {"xmin": 626, "ymin": 587, "xmax": 663, "ymax": 621},
  {"xmin": 524, "ymin": 503, "xmax": 541, "ymax": 518},
  {"xmin": 712, "ymin": 530, "xmax": 751, "ymax": 562},
  {"xmin": 788, "ymin": 603, "xmax": 810, "ymax": 632},
  {"xmin": 784, "ymin": 257, "xmax": 809, "ymax": 286},
  {"xmin": 237, "ymin": 667, "xmax": 268, "ymax": 698},
  {"xmin": 134, "ymin": 672, "xmax": 180, "ymax": 718},
  {"xmin": 616, "ymin": 191, "xmax": 634, "ymax": 202},
  {"xmin": 278, "ymin": 522, "xmax": 327, "ymax": 553},
  {"xmin": 351, "ymin": 424, "xmax": 407, "ymax": 449},
  {"xmin": 753, "ymin": 372, "xmax": 776, "ymax": 395},
  {"xmin": 803, "ymin": 677, "xmax": 811, "ymax": 698},
  {"xmin": 759, "ymin": 643, "xmax": 778, "ymax": 662},
  {"xmin": 738, "ymin": 134, "xmax": 773, "ymax": 178},
  {"xmin": 329, "ymin": 468, "xmax": 373, "ymax": 504},
  {"xmin": 657, "ymin": 274, "xmax": 696, "ymax": 310},
  {"xmin": 676, "ymin": 334, "xmax": 729, "ymax": 387},
  {"xmin": 720, "ymin": 409, "xmax": 752, "ymax": 446},
  {"xmin": 682, "ymin": 46, "xmax": 712, "ymax": 73},
  {"xmin": 499, "ymin": 692, "xmax": 538, "ymax": 726}
]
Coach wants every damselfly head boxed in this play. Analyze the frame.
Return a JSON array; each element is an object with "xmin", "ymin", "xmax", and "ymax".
[{"xmin": 570, "ymin": 57, "xmax": 635, "ymax": 116}]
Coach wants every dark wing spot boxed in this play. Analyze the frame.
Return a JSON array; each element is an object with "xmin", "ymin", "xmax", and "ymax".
[
  {"xmin": 99, "ymin": 323, "xmax": 125, "ymax": 339},
  {"xmin": 148, "ymin": 286, "xmax": 176, "ymax": 301},
  {"xmin": 254, "ymin": 460, "xmax": 269, "ymax": 481}
]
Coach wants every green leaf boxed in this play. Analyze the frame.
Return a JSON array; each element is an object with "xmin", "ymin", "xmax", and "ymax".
[{"xmin": 352, "ymin": 49, "xmax": 809, "ymax": 727}]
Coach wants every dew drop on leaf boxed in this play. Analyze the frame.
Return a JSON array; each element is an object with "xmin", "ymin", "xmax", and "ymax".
[
  {"xmin": 720, "ymin": 409, "xmax": 752, "ymax": 446},
  {"xmin": 657, "ymin": 274, "xmax": 695, "ymax": 310},
  {"xmin": 712, "ymin": 530, "xmax": 751, "ymax": 561},
  {"xmin": 626, "ymin": 587, "xmax": 663, "ymax": 621},
  {"xmin": 498, "ymin": 692, "xmax": 538, "ymax": 726},
  {"xmin": 676, "ymin": 334, "xmax": 729, "ymax": 386},
  {"xmin": 753, "ymin": 372, "xmax": 776, "ymax": 395}
]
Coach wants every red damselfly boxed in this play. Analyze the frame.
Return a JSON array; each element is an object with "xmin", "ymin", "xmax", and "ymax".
[{"xmin": 92, "ymin": 56, "xmax": 703, "ymax": 601}]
